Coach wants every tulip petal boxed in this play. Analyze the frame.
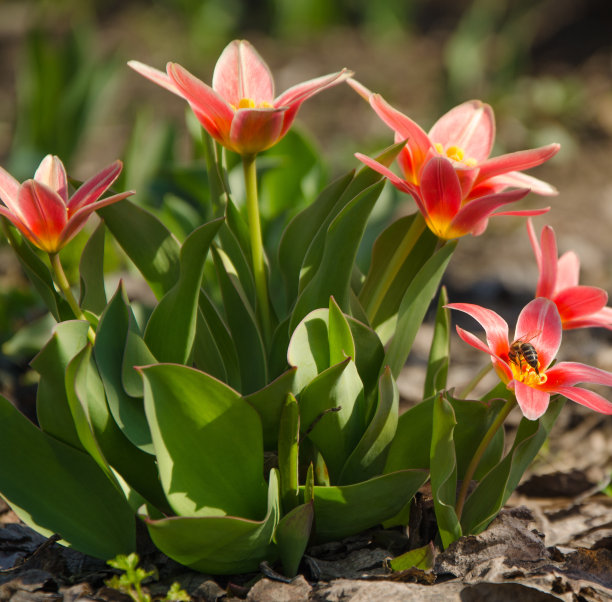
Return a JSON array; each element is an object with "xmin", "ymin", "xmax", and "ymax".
[
  {"xmin": 213, "ymin": 40, "xmax": 274, "ymax": 106},
  {"xmin": 34, "ymin": 155, "xmax": 68, "ymax": 202},
  {"xmin": 347, "ymin": 77, "xmax": 373, "ymax": 101},
  {"xmin": 275, "ymin": 69, "xmax": 352, "ymax": 108},
  {"xmin": 514, "ymin": 298, "xmax": 561, "ymax": 370},
  {"xmin": 0, "ymin": 166, "xmax": 21, "ymax": 215},
  {"xmin": 18, "ymin": 181, "xmax": 67, "ymax": 252},
  {"xmin": 0, "ymin": 205, "xmax": 36, "ymax": 242},
  {"xmin": 544, "ymin": 361, "xmax": 612, "ymax": 388},
  {"xmin": 526, "ymin": 218, "xmax": 541, "ymax": 271},
  {"xmin": 68, "ymin": 161, "xmax": 124, "ymax": 214},
  {"xmin": 554, "ymin": 285, "xmax": 608, "ymax": 323},
  {"xmin": 229, "ymin": 107, "xmax": 286, "ymax": 155},
  {"xmin": 556, "ymin": 251, "xmax": 580, "ymax": 290},
  {"xmin": 127, "ymin": 60, "xmax": 182, "ymax": 97},
  {"xmin": 353, "ymin": 153, "xmax": 418, "ymax": 196},
  {"xmin": 561, "ymin": 306, "xmax": 612, "ymax": 330},
  {"xmin": 419, "ymin": 157, "xmax": 461, "ymax": 237},
  {"xmin": 455, "ymin": 326, "xmax": 513, "ymax": 381},
  {"xmin": 513, "ymin": 380, "xmax": 550, "ymax": 420},
  {"xmin": 476, "ymin": 170, "xmax": 559, "ymax": 196},
  {"xmin": 536, "ymin": 225, "xmax": 558, "ymax": 298},
  {"xmin": 446, "ymin": 188, "xmax": 530, "ymax": 238},
  {"xmin": 429, "ymin": 100, "xmax": 495, "ymax": 163},
  {"xmin": 551, "ymin": 386, "xmax": 612, "ymax": 414},
  {"xmin": 475, "ymin": 143, "xmax": 560, "ymax": 186},
  {"xmin": 446, "ymin": 302, "xmax": 509, "ymax": 360}
]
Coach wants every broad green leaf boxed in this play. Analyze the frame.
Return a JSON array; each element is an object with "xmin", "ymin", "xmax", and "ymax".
[
  {"xmin": 98, "ymin": 199, "xmax": 180, "ymax": 299},
  {"xmin": 144, "ymin": 218, "xmax": 223, "ymax": 364},
  {"xmin": 278, "ymin": 394, "xmax": 300, "ymax": 512},
  {"xmin": 2, "ymin": 312, "xmax": 55, "ymax": 359},
  {"xmin": 79, "ymin": 221, "xmax": 107, "ymax": 315},
  {"xmin": 328, "ymin": 296, "xmax": 355, "ymax": 365},
  {"xmin": 213, "ymin": 246, "xmax": 268, "ymax": 393},
  {"xmin": 384, "ymin": 241, "xmax": 457, "ymax": 377},
  {"xmin": 217, "ymin": 221, "xmax": 255, "ymax": 306},
  {"xmin": 299, "ymin": 358, "xmax": 365, "ymax": 482},
  {"xmin": 389, "ymin": 542, "xmax": 435, "ymax": 572},
  {"xmin": 140, "ymin": 363, "xmax": 267, "ymax": 519},
  {"xmin": 121, "ymin": 331, "xmax": 156, "ymax": 398},
  {"xmin": 278, "ymin": 172, "xmax": 353, "ymax": 304},
  {"xmin": 244, "ymin": 368, "xmax": 297, "ymax": 451},
  {"xmin": 423, "ymin": 287, "xmax": 450, "ymax": 399},
  {"xmin": 276, "ymin": 502, "xmax": 314, "ymax": 578},
  {"xmin": 460, "ymin": 397, "xmax": 564, "ymax": 535},
  {"xmin": 0, "ymin": 396, "xmax": 135, "ymax": 559},
  {"xmin": 430, "ymin": 394, "xmax": 462, "ymax": 548},
  {"xmin": 140, "ymin": 468, "xmax": 280, "ymax": 574},
  {"xmin": 31, "ymin": 320, "xmax": 90, "ymax": 448},
  {"xmin": 302, "ymin": 469, "xmax": 428, "ymax": 542},
  {"xmin": 290, "ymin": 181, "xmax": 385, "ymax": 331},
  {"xmin": 339, "ymin": 366, "xmax": 398, "ymax": 484},
  {"xmin": 95, "ymin": 283, "xmax": 152, "ymax": 452},
  {"xmin": 224, "ymin": 197, "xmax": 251, "ymax": 263}
]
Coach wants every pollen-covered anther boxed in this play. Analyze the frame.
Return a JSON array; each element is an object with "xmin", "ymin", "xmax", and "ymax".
[
  {"xmin": 510, "ymin": 361, "xmax": 547, "ymax": 386},
  {"xmin": 434, "ymin": 143, "xmax": 477, "ymax": 167},
  {"xmin": 233, "ymin": 98, "xmax": 275, "ymax": 110}
]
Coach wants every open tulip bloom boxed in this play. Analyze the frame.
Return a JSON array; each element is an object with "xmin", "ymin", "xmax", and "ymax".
[
  {"xmin": 128, "ymin": 40, "xmax": 352, "ymax": 156},
  {"xmin": 448, "ymin": 298, "xmax": 612, "ymax": 420},
  {"xmin": 527, "ymin": 219, "xmax": 612, "ymax": 330},
  {"xmin": 0, "ymin": 155, "xmax": 133, "ymax": 253}
]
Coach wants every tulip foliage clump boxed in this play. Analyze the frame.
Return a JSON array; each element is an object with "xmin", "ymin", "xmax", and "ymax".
[{"xmin": 0, "ymin": 39, "xmax": 611, "ymax": 575}]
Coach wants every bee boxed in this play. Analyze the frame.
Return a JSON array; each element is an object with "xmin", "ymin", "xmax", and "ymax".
[{"xmin": 508, "ymin": 333, "xmax": 540, "ymax": 375}]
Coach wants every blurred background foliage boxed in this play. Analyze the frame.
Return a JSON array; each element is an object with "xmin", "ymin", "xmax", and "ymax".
[{"xmin": 0, "ymin": 0, "xmax": 611, "ymax": 403}]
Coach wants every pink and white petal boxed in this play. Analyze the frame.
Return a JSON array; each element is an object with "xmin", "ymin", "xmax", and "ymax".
[
  {"xmin": 536, "ymin": 225, "xmax": 558, "ymax": 298},
  {"xmin": 213, "ymin": 40, "xmax": 274, "ymax": 106},
  {"xmin": 229, "ymin": 107, "xmax": 286, "ymax": 155},
  {"xmin": 492, "ymin": 207, "xmax": 550, "ymax": 218},
  {"xmin": 275, "ymin": 69, "xmax": 352, "ymax": 108},
  {"xmin": 127, "ymin": 60, "xmax": 182, "ymax": 97},
  {"xmin": 446, "ymin": 302, "xmax": 510, "ymax": 359},
  {"xmin": 354, "ymin": 153, "xmax": 417, "ymax": 196},
  {"xmin": 347, "ymin": 77, "xmax": 373, "ymax": 101},
  {"xmin": 548, "ymin": 385, "xmax": 612, "ymax": 415},
  {"xmin": 513, "ymin": 380, "xmax": 550, "ymax": 420},
  {"xmin": 18, "ymin": 181, "xmax": 67, "ymax": 252},
  {"xmin": 514, "ymin": 297, "xmax": 561, "ymax": 369},
  {"xmin": 544, "ymin": 361, "xmax": 612, "ymax": 389},
  {"xmin": 475, "ymin": 143, "xmax": 560, "ymax": 186},
  {"xmin": 168, "ymin": 63, "xmax": 234, "ymax": 130},
  {"xmin": 555, "ymin": 251, "xmax": 580, "ymax": 291},
  {"xmin": 478, "ymin": 170, "xmax": 559, "ymax": 196},
  {"xmin": 0, "ymin": 166, "xmax": 21, "ymax": 213},
  {"xmin": 34, "ymin": 155, "xmax": 68, "ymax": 202},
  {"xmin": 429, "ymin": 100, "xmax": 495, "ymax": 163},
  {"xmin": 526, "ymin": 218, "xmax": 542, "ymax": 270},
  {"xmin": 553, "ymin": 285, "xmax": 608, "ymax": 323},
  {"xmin": 0, "ymin": 205, "xmax": 38, "ymax": 244},
  {"xmin": 68, "ymin": 160, "xmax": 123, "ymax": 213},
  {"xmin": 454, "ymin": 326, "xmax": 513, "ymax": 381},
  {"xmin": 446, "ymin": 188, "xmax": 530, "ymax": 238},
  {"xmin": 419, "ymin": 157, "xmax": 461, "ymax": 233},
  {"xmin": 561, "ymin": 306, "xmax": 612, "ymax": 330}
]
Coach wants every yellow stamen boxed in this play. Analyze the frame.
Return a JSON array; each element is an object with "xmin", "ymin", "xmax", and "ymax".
[
  {"xmin": 434, "ymin": 142, "xmax": 478, "ymax": 167},
  {"xmin": 509, "ymin": 361, "xmax": 548, "ymax": 386},
  {"xmin": 232, "ymin": 98, "xmax": 275, "ymax": 110}
]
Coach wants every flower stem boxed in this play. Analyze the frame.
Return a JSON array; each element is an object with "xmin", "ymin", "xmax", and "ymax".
[
  {"xmin": 364, "ymin": 212, "xmax": 427, "ymax": 322},
  {"xmin": 455, "ymin": 395, "xmax": 516, "ymax": 520},
  {"xmin": 49, "ymin": 252, "xmax": 96, "ymax": 344},
  {"xmin": 242, "ymin": 154, "xmax": 271, "ymax": 344},
  {"xmin": 458, "ymin": 363, "xmax": 493, "ymax": 399}
]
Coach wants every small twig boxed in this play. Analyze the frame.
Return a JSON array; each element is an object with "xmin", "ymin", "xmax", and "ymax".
[
  {"xmin": 259, "ymin": 561, "xmax": 293, "ymax": 583},
  {"xmin": 299, "ymin": 407, "xmax": 342, "ymax": 443},
  {"xmin": 0, "ymin": 533, "xmax": 61, "ymax": 574}
]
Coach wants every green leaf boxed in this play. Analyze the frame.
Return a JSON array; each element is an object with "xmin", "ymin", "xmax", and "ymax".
[
  {"xmin": 302, "ymin": 469, "xmax": 428, "ymax": 542},
  {"xmin": 31, "ymin": 320, "xmax": 91, "ymax": 448},
  {"xmin": 460, "ymin": 397, "xmax": 564, "ymax": 535},
  {"xmin": 430, "ymin": 394, "xmax": 462, "ymax": 548},
  {"xmin": 212, "ymin": 246, "xmax": 268, "ymax": 393},
  {"xmin": 423, "ymin": 287, "xmax": 450, "ymax": 399},
  {"xmin": 140, "ymin": 363, "xmax": 268, "ymax": 519},
  {"xmin": 389, "ymin": 542, "xmax": 435, "ymax": 572},
  {"xmin": 328, "ymin": 296, "xmax": 355, "ymax": 365},
  {"xmin": 384, "ymin": 241, "xmax": 457, "ymax": 378},
  {"xmin": 95, "ymin": 283, "xmax": 152, "ymax": 452},
  {"xmin": 121, "ymin": 331, "xmax": 156, "ymax": 398},
  {"xmin": 278, "ymin": 394, "xmax": 300, "ymax": 513},
  {"xmin": 98, "ymin": 199, "xmax": 180, "ymax": 299},
  {"xmin": 244, "ymin": 368, "xmax": 297, "ymax": 451},
  {"xmin": 79, "ymin": 221, "xmax": 107, "ymax": 315},
  {"xmin": 140, "ymin": 468, "xmax": 280, "ymax": 574},
  {"xmin": 144, "ymin": 218, "xmax": 223, "ymax": 364},
  {"xmin": 217, "ymin": 221, "xmax": 255, "ymax": 306},
  {"xmin": 339, "ymin": 366, "xmax": 398, "ymax": 484},
  {"xmin": 290, "ymin": 180, "xmax": 385, "ymax": 331},
  {"xmin": 0, "ymin": 396, "xmax": 135, "ymax": 559},
  {"xmin": 298, "ymin": 358, "xmax": 365, "ymax": 482},
  {"xmin": 276, "ymin": 501, "xmax": 314, "ymax": 578}
]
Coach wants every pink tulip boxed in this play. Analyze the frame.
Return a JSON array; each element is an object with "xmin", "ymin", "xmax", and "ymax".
[
  {"xmin": 129, "ymin": 40, "xmax": 352, "ymax": 156},
  {"xmin": 527, "ymin": 219, "xmax": 612, "ymax": 330},
  {"xmin": 0, "ymin": 155, "xmax": 133, "ymax": 253},
  {"xmin": 447, "ymin": 298, "xmax": 612, "ymax": 420}
]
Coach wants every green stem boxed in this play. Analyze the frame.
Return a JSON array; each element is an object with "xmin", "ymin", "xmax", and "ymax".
[
  {"xmin": 455, "ymin": 395, "xmax": 516, "ymax": 520},
  {"xmin": 458, "ymin": 363, "xmax": 493, "ymax": 399},
  {"xmin": 364, "ymin": 213, "xmax": 427, "ymax": 322},
  {"xmin": 242, "ymin": 154, "xmax": 271, "ymax": 343},
  {"xmin": 49, "ymin": 252, "xmax": 96, "ymax": 344}
]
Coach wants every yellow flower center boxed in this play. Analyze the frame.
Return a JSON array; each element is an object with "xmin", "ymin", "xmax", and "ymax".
[
  {"xmin": 434, "ymin": 143, "xmax": 478, "ymax": 167},
  {"xmin": 233, "ymin": 98, "xmax": 274, "ymax": 110},
  {"xmin": 509, "ymin": 360, "xmax": 548, "ymax": 387}
]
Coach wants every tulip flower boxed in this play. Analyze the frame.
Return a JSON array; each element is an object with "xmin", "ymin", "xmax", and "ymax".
[
  {"xmin": 0, "ymin": 155, "xmax": 133, "ymax": 253},
  {"xmin": 527, "ymin": 219, "xmax": 612, "ymax": 330},
  {"xmin": 447, "ymin": 298, "xmax": 612, "ymax": 420},
  {"xmin": 128, "ymin": 40, "xmax": 352, "ymax": 156}
]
